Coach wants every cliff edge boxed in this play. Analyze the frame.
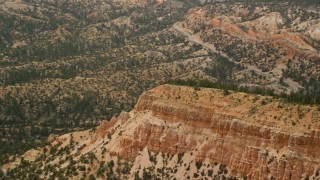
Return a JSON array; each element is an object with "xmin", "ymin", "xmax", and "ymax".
[{"xmin": 3, "ymin": 85, "xmax": 320, "ymax": 179}]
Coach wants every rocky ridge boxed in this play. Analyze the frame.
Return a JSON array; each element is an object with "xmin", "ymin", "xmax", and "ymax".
[
  {"xmin": 179, "ymin": 3, "xmax": 320, "ymax": 93},
  {"xmin": 2, "ymin": 85, "xmax": 320, "ymax": 179}
]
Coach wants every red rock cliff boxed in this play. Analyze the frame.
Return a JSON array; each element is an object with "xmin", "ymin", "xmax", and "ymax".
[
  {"xmin": 6, "ymin": 85, "xmax": 319, "ymax": 179},
  {"xmin": 115, "ymin": 85, "xmax": 320, "ymax": 179}
]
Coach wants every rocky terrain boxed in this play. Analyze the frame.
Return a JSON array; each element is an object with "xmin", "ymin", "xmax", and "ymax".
[
  {"xmin": 178, "ymin": 2, "xmax": 320, "ymax": 93},
  {"xmin": 0, "ymin": 0, "xmax": 216, "ymax": 161},
  {"xmin": 0, "ymin": 0, "xmax": 319, "ymax": 175},
  {"xmin": 2, "ymin": 85, "xmax": 320, "ymax": 179}
]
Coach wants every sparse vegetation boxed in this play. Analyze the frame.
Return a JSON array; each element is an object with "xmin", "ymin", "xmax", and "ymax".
[
  {"xmin": 167, "ymin": 79, "xmax": 320, "ymax": 105},
  {"xmin": 0, "ymin": 0, "xmax": 203, "ymax": 163},
  {"xmin": 0, "ymin": 0, "xmax": 319, "ymax": 179}
]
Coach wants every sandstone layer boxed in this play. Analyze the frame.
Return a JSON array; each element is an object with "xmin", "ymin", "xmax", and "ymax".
[
  {"xmin": 3, "ymin": 85, "xmax": 320, "ymax": 179},
  {"xmin": 119, "ymin": 85, "xmax": 320, "ymax": 179}
]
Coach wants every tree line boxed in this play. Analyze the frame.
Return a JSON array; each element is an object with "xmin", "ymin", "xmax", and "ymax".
[{"xmin": 166, "ymin": 79, "xmax": 320, "ymax": 105}]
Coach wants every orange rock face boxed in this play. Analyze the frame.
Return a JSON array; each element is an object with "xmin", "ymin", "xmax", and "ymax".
[
  {"xmin": 91, "ymin": 117, "xmax": 118, "ymax": 143},
  {"xmin": 5, "ymin": 85, "xmax": 319, "ymax": 179},
  {"xmin": 113, "ymin": 85, "xmax": 320, "ymax": 179}
]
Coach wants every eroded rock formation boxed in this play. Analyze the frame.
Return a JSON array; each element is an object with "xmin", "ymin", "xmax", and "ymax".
[
  {"xmin": 114, "ymin": 85, "xmax": 320, "ymax": 179},
  {"xmin": 3, "ymin": 85, "xmax": 320, "ymax": 179}
]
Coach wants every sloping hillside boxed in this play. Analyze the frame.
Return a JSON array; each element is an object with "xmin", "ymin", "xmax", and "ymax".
[{"xmin": 2, "ymin": 85, "xmax": 320, "ymax": 179}]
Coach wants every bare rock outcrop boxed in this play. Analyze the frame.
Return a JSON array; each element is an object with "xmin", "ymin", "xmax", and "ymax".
[
  {"xmin": 4, "ymin": 85, "xmax": 320, "ymax": 179},
  {"xmin": 114, "ymin": 85, "xmax": 320, "ymax": 179}
]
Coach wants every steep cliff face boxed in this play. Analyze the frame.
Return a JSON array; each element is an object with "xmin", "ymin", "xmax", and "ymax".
[
  {"xmin": 3, "ymin": 85, "xmax": 320, "ymax": 179},
  {"xmin": 117, "ymin": 85, "xmax": 320, "ymax": 179}
]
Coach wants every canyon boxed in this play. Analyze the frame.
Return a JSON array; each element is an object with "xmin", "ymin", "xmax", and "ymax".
[
  {"xmin": 3, "ymin": 85, "xmax": 320, "ymax": 179},
  {"xmin": 1, "ymin": 0, "xmax": 320, "ymax": 166},
  {"xmin": 179, "ymin": 3, "xmax": 320, "ymax": 93},
  {"xmin": 0, "ymin": 0, "xmax": 320, "ymax": 179}
]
